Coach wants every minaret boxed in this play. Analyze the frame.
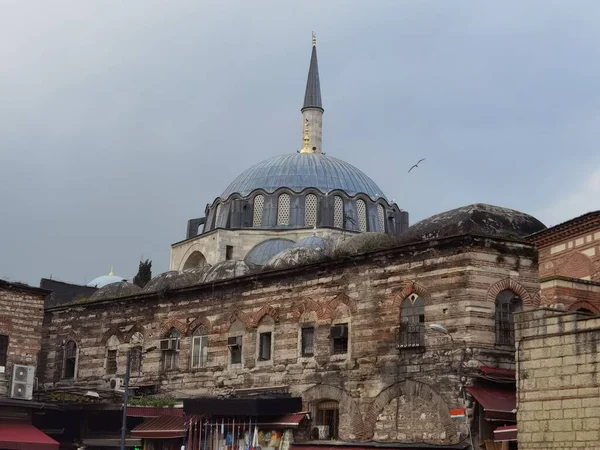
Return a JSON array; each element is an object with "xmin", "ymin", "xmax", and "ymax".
[{"xmin": 301, "ymin": 33, "xmax": 324, "ymax": 153}]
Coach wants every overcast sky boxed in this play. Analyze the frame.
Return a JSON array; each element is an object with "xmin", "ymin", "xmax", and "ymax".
[{"xmin": 1, "ymin": 1, "xmax": 599, "ymax": 286}]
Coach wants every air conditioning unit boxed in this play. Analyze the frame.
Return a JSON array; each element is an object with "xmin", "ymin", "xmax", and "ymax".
[
  {"xmin": 10, "ymin": 365, "xmax": 35, "ymax": 400},
  {"xmin": 227, "ymin": 336, "xmax": 242, "ymax": 347},
  {"xmin": 109, "ymin": 377, "xmax": 124, "ymax": 391}
]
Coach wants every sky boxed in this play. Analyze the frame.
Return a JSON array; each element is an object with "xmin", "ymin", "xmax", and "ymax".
[{"xmin": 1, "ymin": 0, "xmax": 599, "ymax": 286}]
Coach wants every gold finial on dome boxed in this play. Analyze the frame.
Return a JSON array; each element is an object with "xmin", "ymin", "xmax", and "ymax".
[
  {"xmin": 312, "ymin": 32, "xmax": 316, "ymax": 47},
  {"xmin": 300, "ymin": 119, "xmax": 312, "ymax": 153},
  {"xmin": 109, "ymin": 266, "xmax": 114, "ymax": 276}
]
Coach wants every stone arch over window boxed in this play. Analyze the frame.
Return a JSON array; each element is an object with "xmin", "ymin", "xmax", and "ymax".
[
  {"xmin": 125, "ymin": 324, "xmax": 145, "ymax": 342},
  {"xmin": 558, "ymin": 252, "xmax": 594, "ymax": 280},
  {"xmin": 292, "ymin": 299, "xmax": 323, "ymax": 321},
  {"xmin": 305, "ymin": 194, "xmax": 317, "ymax": 227},
  {"xmin": 186, "ymin": 317, "xmax": 212, "ymax": 336},
  {"xmin": 363, "ymin": 380, "xmax": 457, "ymax": 442},
  {"xmin": 333, "ymin": 196, "xmax": 344, "ymax": 228},
  {"xmin": 356, "ymin": 199, "xmax": 367, "ymax": 232},
  {"xmin": 486, "ymin": 278, "xmax": 532, "ymax": 306},
  {"xmin": 377, "ymin": 204, "xmax": 385, "ymax": 232},
  {"xmin": 183, "ymin": 251, "xmax": 207, "ymax": 270},
  {"xmin": 224, "ymin": 309, "xmax": 252, "ymax": 332},
  {"xmin": 398, "ymin": 294, "xmax": 425, "ymax": 348},
  {"xmin": 62, "ymin": 340, "xmax": 78, "ymax": 380},
  {"xmin": 251, "ymin": 305, "xmax": 280, "ymax": 327},
  {"xmin": 391, "ymin": 281, "xmax": 430, "ymax": 308},
  {"xmin": 277, "ymin": 193, "xmax": 291, "ymax": 225},
  {"xmin": 100, "ymin": 327, "xmax": 124, "ymax": 345},
  {"xmin": 569, "ymin": 300, "xmax": 599, "ymax": 314},
  {"xmin": 253, "ymin": 195, "xmax": 265, "ymax": 227},
  {"xmin": 159, "ymin": 318, "xmax": 186, "ymax": 337},
  {"xmin": 301, "ymin": 384, "xmax": 365, "ymax": 441},
  {"xmin": 321, "ymin": 293, "xmax": 357, "ymax": 321},
  {"xmin": 495, "ymin": 290, "xmax": 522, "ymax": 346}
]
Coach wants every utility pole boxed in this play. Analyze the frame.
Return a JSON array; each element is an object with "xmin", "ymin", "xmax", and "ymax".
[{"xmin": 120, "ymin": 348, "xmax": 133, "ymax": 450}]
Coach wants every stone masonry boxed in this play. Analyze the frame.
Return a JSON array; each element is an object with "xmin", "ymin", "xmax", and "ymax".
[
  {"xmin": 515, "ymin": 307, "xmax": 600, "ymax": 449},
  {"xmin": 41, "ymin": 234, "xmax": 540, "ymax": 445}
]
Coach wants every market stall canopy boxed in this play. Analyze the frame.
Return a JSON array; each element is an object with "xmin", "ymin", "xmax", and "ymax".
[
  {"xmin": 184, "ymin": 397, "xmax": 303, "ymax": 416},
  {"xmin": 0, "ymin": 420, "xmax": 59, "ymax": 450},
  {"xmin": 131, "ymin": 415, "xmax": 190, "ymax": 439},
  {"xmin": 466, "ymin": 387, "xmax": 516, "ymax": 421}
]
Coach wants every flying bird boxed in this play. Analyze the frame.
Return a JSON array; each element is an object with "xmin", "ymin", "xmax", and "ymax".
[{"xmin": 408, "ymin": 158, "xmax": 426, "ymax": 173}]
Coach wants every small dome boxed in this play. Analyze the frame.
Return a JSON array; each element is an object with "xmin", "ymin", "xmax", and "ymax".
[
  {"xmin": 401, "ymin": 203, "xmax": 546, "ymax": 243},
  {"xmin": 183, "ymin": 264, "xmax": 212, "ymax": 282},
  {"xmin": 264, "ymin": 247, "xmax": 327, "ymax": 271},
  {"xmin": 334, "ymin": 232, "xmax": 397, "ymax": 257},
  {"xmin": 294, "ymin": 235, "xmax": 332, "ymax": 251},
  {"xmin": 87, "ymin": 274, "xmax": 124, "ymax": 288},
  {"xmin": 90, "ymin": 281, "xmax": 141, "ymax": 301},
  {"xmin": 143, "ymin": 271, "xmax": 198, "ymax": 293},
  {"xmin": 221, "ymin": 153, "xmax": 387, "ymax": 200},
  {"xmin": 203, "ymin": 260, "xmax": 250, "ymax": 283},
  {"xmin": 245, "ymin": 239, "xmax": 295, "ymax": 267}
]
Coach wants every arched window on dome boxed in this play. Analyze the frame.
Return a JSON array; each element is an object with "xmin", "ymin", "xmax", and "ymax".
[
  {"xmin": 305, "ymin": 194, "xmax": 317, "ymax": 227},
  {"xmin": 214, "ymin": 203, "xmax": 222, "ymax": 228},
  {"xmin": 333, "ymin": 196, "xmax": 344, "ymax": 228},
  {"xmin": 356, "ymin": 199, "xmax": 367, "ymax": 232},
  {"xmin": 253, "ymin": 195, "xmax": 265, "ymax": 227},
  {"xmin": 377, "ymin": 204, "xmax": 386, "ymax": 232},
  {"xmin": 277, "ymin": 193, "xmax": 291, "ymax": 226}
]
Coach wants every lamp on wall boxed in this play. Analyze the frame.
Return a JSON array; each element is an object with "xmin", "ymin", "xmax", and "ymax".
[{"xmin": 429, "ymin": 323, "xmax": 454, "ymax": 343}]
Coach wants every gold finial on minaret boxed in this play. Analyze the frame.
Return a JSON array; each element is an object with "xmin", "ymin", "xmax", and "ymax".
[
  {"xmin": 300, "ymin": 119, "xmax": 312, "ymax": 153},
  {"xmin": 312, "ymin": 32, "xmax": 316, "ymax": 47}
]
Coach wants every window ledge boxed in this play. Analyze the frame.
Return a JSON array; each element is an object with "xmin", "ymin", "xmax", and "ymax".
[{"xmin": 329, "ymin": 353, "xmax": 349, "ymax": 362}]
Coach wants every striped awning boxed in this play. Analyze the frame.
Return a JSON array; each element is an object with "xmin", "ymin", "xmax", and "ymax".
[{"xmin": 131, "ymin": 415, "xmax": 190, "ymax": 439}]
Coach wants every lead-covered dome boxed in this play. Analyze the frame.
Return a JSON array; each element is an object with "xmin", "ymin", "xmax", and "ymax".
[{"xmin": 221, "ymin": 153, "xmax": 387, "ymax": 200}]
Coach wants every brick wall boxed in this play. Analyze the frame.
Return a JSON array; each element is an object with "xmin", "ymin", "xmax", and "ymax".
[
  {"xmin": 41, "ymin": 235, "xmax": 540, "ymax": 444},
  {"xmin": 515, "ymin": 308, "xmax": 600, "ymax": 449},
  {"xmin": 0, "ymin": 281, "xmax": 48, "ymax": 396}
]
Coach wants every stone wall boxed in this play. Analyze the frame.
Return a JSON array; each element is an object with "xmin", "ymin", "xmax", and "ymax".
[
  {"xmin": 515, "ymin": 307, "xmax": 600, "ymax": 449},
  {"xmin": 0, "ymin": 281, "xmax": 48, "ymax": 396},
  {"xmin": 41, "ymin": 235, "xmax": 540, "ymax": 444}
]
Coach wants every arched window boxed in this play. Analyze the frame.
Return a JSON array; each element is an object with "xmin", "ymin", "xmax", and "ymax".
[
  {"xmin": 253, "ymin": 195, "xmax": 265, "ymax": 227},
  {"xmin": 495, "ymin": 290, "xmax": 522, "ymax": 346},
  {"xmin": 377, "ymin": 204, "xmax": 386, "ymax": 232},
  {"xmin": 333, "ymin": 196, "xmax": 344, "ymax": 228},
  {"xmin": 161, "ymin": 328, "xmax": 180, "ymax": 371},
  {"xmin": 399, "ymin": 294, "xmax": 425, "ymax": 348},
  {"xmin": 130, "ymin": 332, "xmax": 144, "ymax": 374},
  {"xmin": 315, "ymin": 400, "xmax": 340, "ymax": 439},
  {"xmin": 63, "ymin": 340, "xmax": 78, "ymax": 379},
  {"xmin": 105, "ymin": 335, "xmax": 119, "ymax": 375},
  {"xmin": 356, "ymin": 199, "xmax": 367, "ymax": 232},
  {"xmin": 305, "ymin": 194, "xmax": 317, "ymax": 227},
  {"xmin": 183, "ymin": 251, "xmax": 207, "ymax": 270},
  {"xmin": 277, "ymin": 193, "xmax": 291, "ymax": 226},
  {"xmin": 214, "ymin": 204, "xmax": 222, "ymax": 228},
  {"xmin": 191, "ymin": 326, "xmax": 208, "ymax": 369}
]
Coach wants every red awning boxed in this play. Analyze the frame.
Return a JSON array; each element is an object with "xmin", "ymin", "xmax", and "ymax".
[
  {"xmin": 494, "ymin": 425, "xmax": 517, "ymax": 441},
  {"xmin": 480, "ymin": 366, "xmax": 515, "ymax": 379},
  {"xmin": 0, "ymin": 420, "xmax": 59, "ymax": 450},
  {"xmin": 256, "ymin": 413, "xmax": 309, "ymax": 428},
  {"xmin": 466, "ymin": 387, "xmax": 516, "ymax": 421},
  {"xmin": 132, "ymin": 415, "xmax": 190, "ymax": 439},
  {"xmin": 127, "ymin": 406, "xmax": 184, "ymax": 417}
]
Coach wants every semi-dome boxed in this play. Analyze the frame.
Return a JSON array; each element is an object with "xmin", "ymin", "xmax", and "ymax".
[
  {"xmin": 90, "ymin": 281, "xmax": 141, "ymax": 301},
  {"xmin": 143, "ymin": 271, "xmax": 198, "ymax": 293},
  {"xmin": 221, "ymin": 153, "xmax": 387, "ymax": 200},
  {"xmin": 87, "ymin": 274, "xmax": 124, "ymax": 288},
  {"xmin": 245, "ymin": 239, "xmax": 295, "ymax": 267}
]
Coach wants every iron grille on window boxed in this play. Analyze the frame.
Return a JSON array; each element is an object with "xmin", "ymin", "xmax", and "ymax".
[
  {"xmin": 305, "ymin": 194, "xmax": 317, "ymax": 227},
  {"xmin": 106, "ymin": 350, "xmax": 117, "ymax": 374},
  {"xmin": 301, "ymin": 327, "xmax": 315, "ymax": 357},
  {"xmin": 333, "ymin": 196, "xmax": 344, "ymax": 228},
  {"xmin": 377, "ymin": 204, "xmax": 386, "ymax": 232},
  {"xmin": 495, "ymin": 290, "xmax": 521, "ymax": 346},
  {"xmin": 253, "ymin": 195, "xmax": 265, "ymax": 227},
  {"xmin": 0, "ymin": 335, "xmax": 8, "ymax": 367},
  {"xmin": 258, "ymin": 332, "xmax": 272, "ymax": 361},
  {"xmin": 331, "ymin": 324, "xmax": 348, "ymax": 354},
  {"xmin": 356, "ymin": 200, "xmax": 367, "ymax": 232},
  {"xmin": 277, "ymin": 194, "xmax": 291, "ymax": 225},
  {"xmin": 398, "ymin": 295, "xmax": 425, "ymax": 348}
]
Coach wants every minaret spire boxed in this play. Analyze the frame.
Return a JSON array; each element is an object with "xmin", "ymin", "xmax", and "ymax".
[{"xmin": 301, "ymin": 34, "xmax": 324, "ymax": 153}]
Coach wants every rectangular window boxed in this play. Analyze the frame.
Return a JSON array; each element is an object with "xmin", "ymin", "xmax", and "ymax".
[
  {"xmin": 163, "ymin": 350, "xmax": 179, "ymax": 371},
  {"xmin": 0, "ymin": 335, "xmax": 8, "ymax": 367},
  {"xmin": 106, "ymin": 350, "xmax": 117, "ymax": 374},
  {"xmin": 301, "ymin": 327, "xmax": 315, "ymax": 357},
  {"xmin": 130, "ymin": 346, "xmax": 142, "ymax": 373},
  {"xmin": 229, "ymin": 336, "xmax": 242, "ymax": 365},
  {"xmin": 331, "ymin": 324, "xmax": 348, "ymax": 355},
  {"xmin": 258, "ymin": 332, "xmax": 272, "ymax": 361},
  {"xmin": 226, "ymin": 245, "xmax": 234, "ymax": 260},
  {"xmin": 191, "ymin": 335, "xmax": 209, "ymax": 368}
]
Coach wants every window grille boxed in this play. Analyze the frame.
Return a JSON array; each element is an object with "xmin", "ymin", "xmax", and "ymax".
[
  {"xmin": 301, "ymin": 327, "xmax": 315, "ymax": 357},
  {"xmin": 398, "ymin": 294, "xmax": 425, "ymax": 348},
  {"xmin": 357, "ymin": 199, "xmax": 367, "ymax": 232},
  {"xmin": 331, "ymin": 323, "xmax": 349, "ymax": 354},
  {"xmin": 162, "ymin": 329, "xmax": 180, "ymax": 371},
  {"xmin": 106, "ymin": 350, "xmax": 117, "ymax": 374},
  {"xmin": 305, "ymin": 194, "xmax": 317, "ymax": 227},
  {"xmin": 258, "ymin": 332, "xmax": 272, "ymax": 361},
  {"xmin": 215, "ymin": 204, "xmax": 222, "ymax": 228},
  {"xmin": 63, "ymin": 340, "xmax": 77, "ymax": 379},
  {"xmin": 377, "ymin": 204, "xmax": 386, "ymax": 232},
  {"xmin": 229, "ymin": 336, "xmax": 243, "ymax": 365},
  {"xmin": 253, "ymin": 195, "xmax": 265, "ymax": 227},
  {"xmin": 495, "ymin": 290, "xmax": 522, "ymax": 346},
  {"xmin": 277, "ymin": 193, "xmax": 291, "ymax": 225},
  {"xmin": 316, "ymin": 400, "xmax": 340, "ymax": 439},
  {"xmin": 333, "ymin": 196, "xmax": 344, "ymax": 228},
  {"xmin": 191, "ymin": 327, "xmax": 208, "ymax": 369}
]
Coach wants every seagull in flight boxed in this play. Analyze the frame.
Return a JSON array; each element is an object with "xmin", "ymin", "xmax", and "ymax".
[{"xmin": 408, "ymin": 158, "xmax": 426, "ymax": 173}]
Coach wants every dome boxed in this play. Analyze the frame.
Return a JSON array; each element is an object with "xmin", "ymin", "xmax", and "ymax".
[
  {"xmin": 294, "ymin": 235, "xmax": 332, "ymax": 251},
  {"xmin": 245, "ymin": 239, "xmax": 295, "ymax": 267},
  {"xmin": 221, "ymin": 153, "xmax": 387, "ymax": 200},
  {"xmin": 334, "ymin": 232, "xmax": 398, "ymax": 257},
  {"xmin": 90, "ymin": 281, "xmax": 141, "ymax": 301},
  {"xmin": 401, "ymin": 203, "xmax": 546, "ymax": 243},
  {"xmin": 87, "ymin": 274, "xmax": 124, "ymax": 288},
  {"xmin": 203, "ymin": 260, "xmax": 250, "ymax": 283},
  {"xmin": 264, "ymin": 247, "xmax": 327, "ymax": 271},
  {"xmin": 143, "ymin": 271, "xmax": 198, "ymax": 293}
]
